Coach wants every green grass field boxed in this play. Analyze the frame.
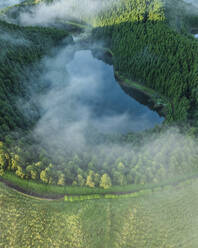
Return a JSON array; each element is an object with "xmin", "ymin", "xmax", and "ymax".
[{"xmin": 1, "ymin": 179, "xmax": 198, "ymax": 247}]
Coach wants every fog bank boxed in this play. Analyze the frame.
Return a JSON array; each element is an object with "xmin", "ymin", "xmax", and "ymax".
[{"xmin": 19, "ymin": 0, "xmax": 118, "ymax": 26}]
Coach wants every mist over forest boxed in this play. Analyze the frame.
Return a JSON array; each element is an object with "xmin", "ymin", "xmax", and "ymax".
[
  {"xmin": 0, "ymin": 0, "xmax": 197, "ymax": 189},
  {"xmin": 1, "ymin": 0, "xmax": 198, "ymax": 247}
]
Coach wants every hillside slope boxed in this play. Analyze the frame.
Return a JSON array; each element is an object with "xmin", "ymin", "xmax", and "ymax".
[
  {"xmin": 0, "ymin": 20, "xmax": 71, "ymax": 138},
  {"xmin": 92, "ymin": 0, "xmax": 198, "ymax": 122}
]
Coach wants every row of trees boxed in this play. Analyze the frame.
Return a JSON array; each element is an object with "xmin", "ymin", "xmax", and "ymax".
[{"xmin": 1, "ymin": 127, "xmax": 198, "ymax": 188}]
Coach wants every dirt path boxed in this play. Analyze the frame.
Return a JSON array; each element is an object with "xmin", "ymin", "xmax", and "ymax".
[{"xmin": 0, "ymin": 177, "xmax": 64, "ymax": 200}]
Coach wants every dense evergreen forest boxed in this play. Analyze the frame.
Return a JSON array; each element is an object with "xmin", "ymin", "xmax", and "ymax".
[
  {"xmin": 92, "ymin": 0, "xmax": 198, "ymax": 122},
  {"xmin": 0, "ymin": 20, "xmax": 71, "ymax": 138},
  {"xmin": 1, "ymin": 0, "xmax": 198, "ymax": 190}
]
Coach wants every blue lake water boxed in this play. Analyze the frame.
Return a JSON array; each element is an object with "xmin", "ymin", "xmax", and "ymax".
[{"xmin": 64, "ymin": 49, "xmax": 164, "ymax": 133}]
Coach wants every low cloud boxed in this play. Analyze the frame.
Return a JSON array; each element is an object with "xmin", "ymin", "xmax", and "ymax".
[
  {"xmin": 19, "ymin": 0, "xmax": 119, "ymax": 26},
  {"xmin": 0, "ymin": 31, "xmax": 30, "ymax": 46},
  {"xmin": 23, "ymin": 42, "xmax": 164, "ymax": 153},
  {"xmin": 183, "ymin": 0, "xmax": 198, "ymax": 6}
]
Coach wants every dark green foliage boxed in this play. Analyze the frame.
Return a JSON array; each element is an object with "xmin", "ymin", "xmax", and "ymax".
[
  {"xmin": 0, "ymin": 20, "xmax": 70, "ymax": 139},
  {"xmin": 92, "ymin": 0, "xmax": 198, "ymax": 122}
]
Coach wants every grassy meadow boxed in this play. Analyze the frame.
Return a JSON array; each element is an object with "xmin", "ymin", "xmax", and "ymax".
[{"xmin": 1, "ymin": 179, "xmax": 198, "ymax": 247}]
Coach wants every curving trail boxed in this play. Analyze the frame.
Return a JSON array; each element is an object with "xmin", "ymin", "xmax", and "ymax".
[
  {"xmin": 1, "ymin": 174, "xmax": 198, "ymax": 202},
  {"xmin": 0, "ymin": 177, "xmax": 64, "ymax": 201}
]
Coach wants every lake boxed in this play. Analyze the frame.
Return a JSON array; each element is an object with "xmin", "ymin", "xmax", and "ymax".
[{"xmin": 60, "ymin": 49, "xmax": 164, "ymax": 134}]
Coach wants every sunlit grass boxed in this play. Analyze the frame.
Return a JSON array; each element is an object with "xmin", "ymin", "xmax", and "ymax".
[
  {"xmin": 2, "ymin": 171, "xmax": 198, "ymax": 204},
  {"xmin": 1, "ymin": 178, "xmax": 198, "ymax": 247}
]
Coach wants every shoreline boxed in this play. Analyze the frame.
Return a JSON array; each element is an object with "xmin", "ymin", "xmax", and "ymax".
[{"xmin": 114, "ymin": 71, "xmax": 169, "ymax": 118}]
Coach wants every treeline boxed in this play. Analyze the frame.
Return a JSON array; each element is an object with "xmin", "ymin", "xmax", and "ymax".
[
  {"xmin": 92, "ymin": 0, "xmax": 198, "ymax": 123},
  {"xmin": 0, "ymin": 20, "xmax": 71, "ymax": 139},
  {"xmin": 1, "ymin": 127, "xmax": 198, "ymax": 189}
]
